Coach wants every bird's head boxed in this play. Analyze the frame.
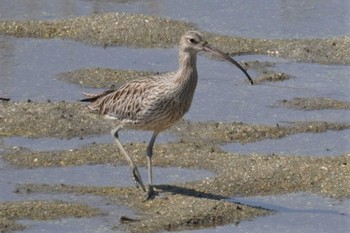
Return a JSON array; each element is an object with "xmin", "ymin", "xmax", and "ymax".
[
  {"xmin": 179, "ymin": 31, "xmax": 253, "ymax": 84},
  {"xmin": 180, "ymin": 31, "xmax": 208, "ymax": 54}
]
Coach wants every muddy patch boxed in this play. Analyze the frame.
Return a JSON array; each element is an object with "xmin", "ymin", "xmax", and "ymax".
[
  {"xmin": 56, "ymin": 63, "xmax": 291, "ymax": 90},
  {"xmin": 278, "ymin": 97, "xmax": 350, "ymax": 110},
  {"xmin": 211, "ymin": 34, "xmax": 350, "ymax": 65},
  {"xmin": 0, "ymin": 13, "xmax": 196, "ymax": 48},
  {"xmin": 253, "ymin": 72, "xmax": 290, "ymax": 84},
  {"xmin": 0, "ymin": 101, "xmax": 113, "ymax": 138},
  {"xmin": 57, "ymin": 68, "xmax": 161, "ymax": 89},
  {"xmin": 173, "ymin": 121, "xmax": 350, "ymax": 144}
]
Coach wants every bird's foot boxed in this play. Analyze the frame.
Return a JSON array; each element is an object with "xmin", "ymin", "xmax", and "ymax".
[
  {"xmin": 132, "ymin": 167, "xmax": 146, "ymax": 192},
  {"xmin": 144, "ymin": 185, "xmax": 158, "ymax": 201}
]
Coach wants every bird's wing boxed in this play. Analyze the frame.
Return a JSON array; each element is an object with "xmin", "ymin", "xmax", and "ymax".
[{"xmin": 82, "ymin": 76, "xmax": 161, "ymax": 120}]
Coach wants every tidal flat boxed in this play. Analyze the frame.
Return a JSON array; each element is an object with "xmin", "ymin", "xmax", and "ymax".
[{"xmin": 0, "ymin": 11, "xmax": 349, "ymax": 233}]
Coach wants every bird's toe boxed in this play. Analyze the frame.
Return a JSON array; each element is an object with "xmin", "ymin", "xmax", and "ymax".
[{"xmin": 144, "ymin": 185, "xmax": 158, "ymax": 201}]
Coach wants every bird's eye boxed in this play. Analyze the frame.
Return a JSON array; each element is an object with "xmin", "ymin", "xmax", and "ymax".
[{"xmin": 189, "ymin": 38, "xmax": 198, "ymax": 44}]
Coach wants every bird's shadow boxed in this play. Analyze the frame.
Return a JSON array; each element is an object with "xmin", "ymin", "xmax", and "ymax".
[
  {"xmin": 155, "ymin": 184, "xmax": 228, "ymax": 201},
  {"xmin": 155, "ymin": 184, "xmax": 271, "ymax": 212}
]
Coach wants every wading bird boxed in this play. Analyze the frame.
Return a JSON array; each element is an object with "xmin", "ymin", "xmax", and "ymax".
[{"xmin": 81, "ymin": 31, "xmax": 253, "ymax": 200}]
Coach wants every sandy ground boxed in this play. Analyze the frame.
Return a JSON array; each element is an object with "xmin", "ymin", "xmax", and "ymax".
[{"xmin": 0, "ymin": 12, "xmax": 350, "ymax": 233}]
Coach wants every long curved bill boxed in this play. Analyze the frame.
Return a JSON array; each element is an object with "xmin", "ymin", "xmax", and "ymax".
[{"xmin": 203, "ymin": 44, "xmax": 253, "ymax": 85}]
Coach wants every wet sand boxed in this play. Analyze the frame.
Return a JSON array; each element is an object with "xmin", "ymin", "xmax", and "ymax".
[{"xmin": 0, "ymin": 12, "xmax": 350, "ymax": 233}]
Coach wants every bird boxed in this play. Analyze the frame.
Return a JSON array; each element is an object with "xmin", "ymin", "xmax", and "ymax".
[{"xmin": 81, "ymin": 31, "xmax": 253, "ymax": 200}]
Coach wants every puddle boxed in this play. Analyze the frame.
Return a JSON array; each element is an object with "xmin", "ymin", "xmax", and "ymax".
[
  {"xmin": 178, "ymin": 193, "xmax": 350, "ymax": 233},
  {"xmin": 1, "ymin": 0, "xmax": 349, "ymax": 39},
  {"xmin": 1, "ymin": 131, "xmax": 177, "ymax": 152},
  {"xmin": 0, "ymin": 157, "xmax": 6, "ymax": 168},
  {"xmin": 0, "ymin": 37, "xmax": 177, "ymax": 102},
  {"xmin": 0, "ymin": 163, "xmax": 214, "ymax": 201},
  {"xmin": 1, "ymin": 135, "xmax": 111, "ymax": 152},
  {"xmin": 189, "ymin": 55, "xmax": 350, "ymax": 124},
  {"xmin": 141, "ymin": 0, "xmax": 350, "ymax": 39},
  {"xmin": 222, "ymin": 129, "xmax": 350, "ymax": 156}
]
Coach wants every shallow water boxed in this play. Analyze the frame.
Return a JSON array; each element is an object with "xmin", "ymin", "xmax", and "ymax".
[
  {"xmin": 1, "ymin": 0, "xmax": 349, "ymax": 38},
  {"xmin": 1, "ymin": 130, "xmax": 177, "ymax": 152},
  {"xmin": 0, "ymin": 37, "xmax": 177, "ymax": 102},
  {"xmin": 0, "ymin": 163, "xmax": 214, "ymax": 201},
  {"xmin": 192, "ymin": 54, "xmax": 350, "ymax": 124},
  {"xmin": 0, "ymin": 160, "xmax": 213, "ymax": 232}
]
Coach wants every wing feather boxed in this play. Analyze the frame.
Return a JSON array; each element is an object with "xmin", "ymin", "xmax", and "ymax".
[{"xmin": 81, "ymin": 77, "xmax": 160, "ymax": 120}]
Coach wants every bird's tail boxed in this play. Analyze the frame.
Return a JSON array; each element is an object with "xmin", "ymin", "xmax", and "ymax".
[{"xmin": 80, "ymin": 90, "xmax": 114, "ymax": 102}]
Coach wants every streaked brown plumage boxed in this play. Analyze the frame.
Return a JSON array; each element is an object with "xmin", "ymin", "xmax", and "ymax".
[{"xmin": 81, "ymin": 31, "xmax": 253, "ymax": 199}]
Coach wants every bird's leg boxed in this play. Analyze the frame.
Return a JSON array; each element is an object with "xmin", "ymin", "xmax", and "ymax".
[
  {"xmin": 111, "ymin": 126, "xmax": 146, "ymax": 192},
  {"xmin": 145, "ymin": 131, "xmax": 159, "ymax": 200}
]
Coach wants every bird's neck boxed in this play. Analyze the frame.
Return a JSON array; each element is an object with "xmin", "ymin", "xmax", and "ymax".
[
  {"xmin": 175, "ymin": 51, "xmax": 198, "ymax": 86},
  {"xmin": 173, "ymin": 51, "xmax": 198, "ymax": 112}
]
